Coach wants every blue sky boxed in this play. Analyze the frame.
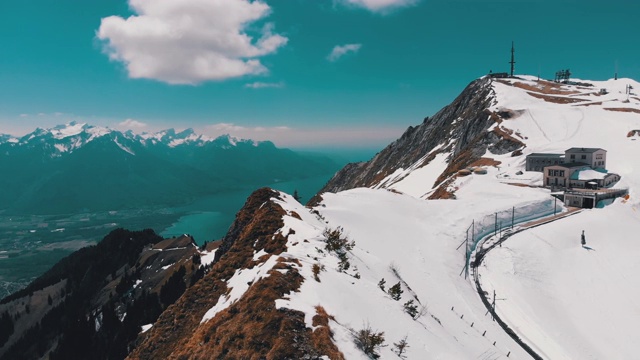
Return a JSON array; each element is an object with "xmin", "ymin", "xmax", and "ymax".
[{"xmin": 1, "ymin": 0, "xmax": 638, "ymax": 149}]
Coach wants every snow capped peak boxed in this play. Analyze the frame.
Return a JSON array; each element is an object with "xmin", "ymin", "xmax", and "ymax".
[
  {"xmin": 144, "ymin": 127, "xmax": 213, "ymax": 147},
  {"xmin": 212, "ymin": 134, "xmax": 239, "ymax": 147},
  {"xmin": 212, "ymin": 134, "xmax": 264, "ymax": 148},
  {"xmin": 0, "ymin": 134, "xmax": 18, "ymax": 144},
  {"xmin": 3, "ymin": 122, "xmax": 116, "ymax": 156},
  {"xmin": 50, "ymin": 121, "xmax": 91, "ymax": 139},
  {"xmin": 176, "ymin": 128, "xmax": 196, "ymax": 138}
]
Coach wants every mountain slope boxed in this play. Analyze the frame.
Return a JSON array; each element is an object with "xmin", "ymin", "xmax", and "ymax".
[
  {"xmin": 0, "ymin": 229, "xmax": 212, "ymax": 359},
  {"xmin": 0, "ymin": 123, "xmax": 340, "ymax": 214},
  {"xmin": 318, "ymin": 77, "xmax": 524, "ymax": 199},
  {"xmin": 131, "ymin": 75, "xmax": 639, "ymax": 359},
  {"xmin": 129, "ymin": 188, "xmax": 343, "ymax": 359},
  {"xmin": 5, "ymin": 75, "xmax": 639, "ymax": 359}
]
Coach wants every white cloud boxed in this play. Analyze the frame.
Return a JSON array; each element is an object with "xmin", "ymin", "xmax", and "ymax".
[
  {"xmin": 340, "ymin": 0, "xmax": 418, "ymax": 12},
  {"xmin": 97, "ymin": 0, "xmax": 288, "ymax": 85},
  {"xmin": 327, "ymin": 43, "xmax": 362, "ymax": 62},
  {"xmin": 119, "ymin": 119, "xmax": 148, "ymax": 129},
  {"xmin": 244, "ymin": 81, "xmax": 285, "ymax": 89}
]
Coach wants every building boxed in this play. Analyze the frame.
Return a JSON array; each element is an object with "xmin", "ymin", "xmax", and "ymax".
[
  {"xmin": 527, "ymin": 147, "xmax": 624, "ymax": 208},
  {"xmin": 543, "ymin": 162, "xmax": 586, "ymax": 188},
  {"xmin": 563, "ymin": 188, "xmax": 628, "ymax": 209},
  {"xmin": 564, "ymin": 147, "xmax": 606, "ymax": 169},
  {"xmin": 525, "ymin": 147, "xmax": 607, "ymax": 172},
  {"xmin": 569, "ymin": 168, "xmax": 621, "ymax": 189},
  {"xmin": 525, "ymin": 153, "xmax": 563, "ymax": 171}
]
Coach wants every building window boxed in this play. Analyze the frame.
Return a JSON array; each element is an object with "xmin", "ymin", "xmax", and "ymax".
[
  {"xmin": 596, "ymin": 154, "xmax": 603, "ymax": 159},
  {"xmin": 560, "ymin": 170, "xmax": 565, "ymax": 177},
  {"xmin": 548, "ymin": 169, "xmax": 553, "ymax": 176},
  {"xmin": 570, "ymin": 154, "xmax": 575, "ymax": 159},
  {"xmin": 581, "ymin": 155, "xmax": 586, "ymax": 159}
]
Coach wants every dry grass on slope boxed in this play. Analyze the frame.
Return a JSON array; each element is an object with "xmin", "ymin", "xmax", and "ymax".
[
  {"xmin": 526, "ymin": 91, "xmax": 586, "ymax": 104},
  {"xmin": 497, "ymin": 79, "xmax": 581, "ymax": 95},
  {"xmin": 128, "ymin": 188, "xmax": 343, "ymax": 360},
  {"xmin": 606, "ymin": 107, "xmax": 640, "ymax": 114}
]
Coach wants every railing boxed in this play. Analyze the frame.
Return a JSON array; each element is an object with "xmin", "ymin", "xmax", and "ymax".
[{"xmin": 459, "ymin": 199, "xmax": 558, "ymax": 278}]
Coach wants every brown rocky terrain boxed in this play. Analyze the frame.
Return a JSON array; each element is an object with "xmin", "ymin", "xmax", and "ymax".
[
  {"xmin": 317, "ymin": 77, "xmax": 524, "ymax": 198},
  {"xmin": 128, "ymin": 188, "xmax": 343, "ymax": 360}
]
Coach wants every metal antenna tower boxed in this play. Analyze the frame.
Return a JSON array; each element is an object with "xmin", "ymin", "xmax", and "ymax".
[{"xmin": 509, "ymin": 41, "xmax": 516, "ymax": 77}]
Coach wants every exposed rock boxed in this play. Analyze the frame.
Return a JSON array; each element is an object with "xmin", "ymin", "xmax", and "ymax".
[{"xmin": 318, "ymin": 77, "xmax": 523, "ymax": 195}]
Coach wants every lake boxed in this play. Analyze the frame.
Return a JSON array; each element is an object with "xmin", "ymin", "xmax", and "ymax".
[
  {"xmin": 160, "ymin": 175, "xmax": 332, "ymax": 244},
  {"xmin": 0, "ymin": 147, "xmax": 377, "ymax": 298}
]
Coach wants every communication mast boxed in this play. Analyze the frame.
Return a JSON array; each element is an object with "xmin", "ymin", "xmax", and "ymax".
[{"xmin": 509, "ymin": 41, "xmax": 516, "ymax": 77}]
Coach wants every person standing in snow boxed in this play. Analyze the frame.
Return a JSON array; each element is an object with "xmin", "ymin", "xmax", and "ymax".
[{"xmin": 581, "ymin": 230, "xmax": 586, "ymax": 246}]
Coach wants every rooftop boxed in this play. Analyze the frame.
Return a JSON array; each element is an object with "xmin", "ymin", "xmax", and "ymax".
[
  {"xmin": 527, "ymin": 153, "xmax": 563, "ymax": 157},
  {"xmin": 571, "ymin": 168, "xmax": 609, "ymax": 181},
  {"xmin": 548, "ymin": 162, "xmax": 590, "ymax": 169},
  {"xmin": 565, "ymin": 147, "xmax": 605, "ymax": 153}
]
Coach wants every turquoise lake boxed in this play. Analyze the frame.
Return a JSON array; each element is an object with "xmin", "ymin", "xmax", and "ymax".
[{"xmin": 160, "ymin": 174, "xmax": 332, "ymax": 244}]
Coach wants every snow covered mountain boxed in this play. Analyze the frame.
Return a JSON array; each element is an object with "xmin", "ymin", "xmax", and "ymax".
[
  {"xmin": 129, "ymin": 75, "xmax": 639, "ymax": 359},
  {"xmin": 0, "ymin": 121, "xmax": 255, "ymax": 156},
  {"xmin": 0, "ymin": 122, "xmax": 339, "ymax": 214},
  {"xmin": 4, "ymin": 75, "xmax": 639, "ymax": 359}
]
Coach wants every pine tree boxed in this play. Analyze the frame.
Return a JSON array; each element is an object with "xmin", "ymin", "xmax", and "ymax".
[
  {"xmin": 388, "ymin": 282, "xmax": 403, "ymax": 301},
  {"xmin": 378, "ymin": 278, "xmax": 386, "ymax": 292},
  {"xmin": 293, "ymin": 189, "xmax": 301, "ymax": 202},
  {"xmin": 393, "ymin": 336, "xmax": 409, "ymax": 358},
  {"xmin": 403, "ymin": 300, "xmax": 418, "ymax": 318}
]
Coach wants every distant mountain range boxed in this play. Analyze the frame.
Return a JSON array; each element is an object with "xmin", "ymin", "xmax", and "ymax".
[{"xmin": 0, "ymin": 122, "xmax": 339, "ymax": 214}]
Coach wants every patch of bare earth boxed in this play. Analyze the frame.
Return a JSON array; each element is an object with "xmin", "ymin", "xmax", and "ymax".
[
  {"xmin": 311, "ymin": 307, "xmax": 345, "ymax": 360},
  {"xmin": 428, "ymin": 178, "xmax": 456, "ymax": 200},
  {"xmin": 428, "ymin": 118, "xmax": 518, "ymax": 200},
  {"xmin": 497, "ymin": 79, "xmax": 580, "ymax": 95},
  {"xmin": 526, "ymin": 91, "xmax": 586, "ymax": 104},
  {"xmin": 605, "ymin": 107, "xmax": 640, "ymax": 114},
  {"xmin": 470, "ymin": 157, "xmax": 502, "ymax": 168},
  {"xmin": 627, "ymin": 130, "xmax": 640, "ymax": 137},
  {"xmin": 574, "ymin": 101, "xmax": 603, "ymax": 107},
  {"xmin": 492, "ymin": 126, "xmax": 526, "ymax": 145},
  {"xmin": 506, "ymin": 183, "xmax": 536, "ymax": 188}
]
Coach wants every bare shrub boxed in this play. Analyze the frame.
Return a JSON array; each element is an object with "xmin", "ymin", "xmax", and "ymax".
[{"xmin": 354, "ymin": 324, "xmax": 385, "ymax": 359}]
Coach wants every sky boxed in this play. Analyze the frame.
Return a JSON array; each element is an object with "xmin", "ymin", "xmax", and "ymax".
[{"xmin": 0, "ymin": 0, "xmax": 639, "ymax": 149}]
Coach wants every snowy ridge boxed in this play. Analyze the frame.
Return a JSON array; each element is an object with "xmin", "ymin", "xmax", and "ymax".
[
  {"xmin": 195, "ymin": 189, "xmax": 548, "ymax": 358},
  {"xmin": 217, "ymin": 75, "xmax": 639, "ymax": 358},
  {"xmin": 1, "ymin": 121, "xmax": 261, "ymax": 157},
  {"xmin": 320, "ymin": 75, "xmax": 638, "ymax": 358}
]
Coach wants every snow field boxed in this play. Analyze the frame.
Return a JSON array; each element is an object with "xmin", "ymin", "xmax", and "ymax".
[{"xmin": 271, "ymin": 188, "xmax": 554, "ymax": 359}]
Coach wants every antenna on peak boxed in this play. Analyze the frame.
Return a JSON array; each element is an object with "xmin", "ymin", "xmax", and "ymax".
[
  {"xmin": 614, "ymin": 60, "xmax": 618, "ymax": 80},
  {"xmin": 509, "ymin": 41, "xmax": 516, "ymax": 77}
]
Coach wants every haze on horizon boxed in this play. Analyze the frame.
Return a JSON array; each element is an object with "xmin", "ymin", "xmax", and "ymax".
[{"xmin": 1, "ymin": 0, "xmax": 638, "ymax": 149}]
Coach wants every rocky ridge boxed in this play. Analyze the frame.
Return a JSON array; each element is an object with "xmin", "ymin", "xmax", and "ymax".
[{"xmin": 317, "ymin": 77, "xmax": 524, "ymax": 199}]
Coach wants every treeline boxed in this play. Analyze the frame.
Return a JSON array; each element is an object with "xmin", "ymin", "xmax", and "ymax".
[
  {"xmin": 1, "ymin": 228, "xmax": 162, "ymax": 305},
  {"xmin": 0, "ymin": 228, "xmax": 195, "ymax": 360}
]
